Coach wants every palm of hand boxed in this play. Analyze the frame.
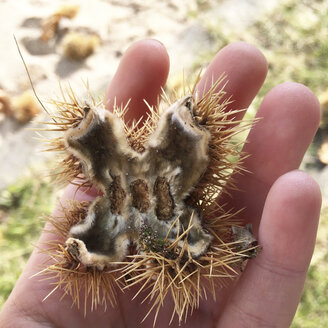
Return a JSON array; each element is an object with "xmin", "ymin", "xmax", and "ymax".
[{"xmin": 0, "ymin": 40, "xmax": 321, "ymax": 328}]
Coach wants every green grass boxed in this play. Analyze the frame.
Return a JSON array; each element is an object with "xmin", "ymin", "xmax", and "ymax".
[{"xmin": 0, "ymin": 172, "xmax": 55, "ymax": 308}]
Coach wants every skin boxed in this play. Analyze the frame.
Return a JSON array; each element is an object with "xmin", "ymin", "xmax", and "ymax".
[{"xmin": 0, "ymin": 39, "xmax": 321, "ymax": 328}]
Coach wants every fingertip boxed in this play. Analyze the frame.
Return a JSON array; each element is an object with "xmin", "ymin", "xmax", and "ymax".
[
  {"xmin": 243, "ymin": 82, "xmax": 321, "ymax": 187},
  {"xmin": 265, "ymin": 170, "xmax": 322, "ymax": 229},
  {"xmin": 221, "ymin": 41, "xmax": 268, "ymax": 89},
  {"xmin": 269, "ymin": 169, "xmax": 321, "ymax": 205},
  {"xmin": 106, "ymin": 39, "xmax": 170, "ymax": 123},
  {"xmin": 260, "ymin": 82, "xmax": 321, "ymax": 129},
  {"xmin": 197, "ymin": 41, "xmax": 268, "ymax": 111},
  {"xmin": 220, "ymin": 41, "xmax": 268, "ymax": 73},
  {"xmin": 122, "ymin": 39, "xmax": 170, "ymax": 77},
  {"xmin": 141, "ymin": 39, "xmax": 170, "ymax": 71},
  {"xmin": 260, "ymin": 170, "xmax": 322, "ymax": 269}
]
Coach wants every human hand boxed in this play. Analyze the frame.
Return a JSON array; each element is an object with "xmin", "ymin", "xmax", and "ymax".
[{"xmin": 0, "ymin": 39, "xmax": 321, "ymax": 328}]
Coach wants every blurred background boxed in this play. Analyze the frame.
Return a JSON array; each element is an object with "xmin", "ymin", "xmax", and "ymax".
[{"xmin": 0, "ymin": 0, "xmax": 327, "ymax": 326}]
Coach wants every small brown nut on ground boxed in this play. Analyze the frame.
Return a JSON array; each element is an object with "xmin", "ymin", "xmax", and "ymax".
[
  {"xmin": 62, "ymin": 32, "xmax": 100, "ymax": 61},
  {"xmin": 12, "ymin": 91, "xmax": 40, "ymax": 123}
]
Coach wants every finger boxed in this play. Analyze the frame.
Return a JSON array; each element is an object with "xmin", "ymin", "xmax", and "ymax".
[
  {"xmin": 106, "ymin": 39, "xmax": 170, "ymax": 124},
  {"xmin": 228, "ymin": 82, "xmax": 320, "ymax": 228},
  {"xmin": 196, "ymin": 42, "xmax": 267, "ymax": 121},
  {"xmin": 218, "ymin": 170, "xmax": 321, "ymax": 328}
]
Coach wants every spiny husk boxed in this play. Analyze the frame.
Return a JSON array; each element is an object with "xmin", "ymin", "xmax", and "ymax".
[{"xmin": 37, "ymin": 75, "xmax": 258, "ymax": 324}]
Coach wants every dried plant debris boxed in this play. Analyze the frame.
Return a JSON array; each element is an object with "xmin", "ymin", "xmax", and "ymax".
[
  {"xmin": 318, "ymin": 137, "xmax": 328, "ymax": 165},
  {"xmin": 319, "ymin": 89, "xmax": 328, "ymax": 128},
  {"xmin": 317, "ymin": 90, "xmax": 328, "ymax": 164},
  {"xmin": 41, "ymin": 4, "xmax": 80, "ymax": 42},
  {"xmin": 0, "ymin": 89, "xmax": 12, "ymax": 117},
  {"xmin": 37, "ymin": 77, "xmax": 261, "ymax": 324}
]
